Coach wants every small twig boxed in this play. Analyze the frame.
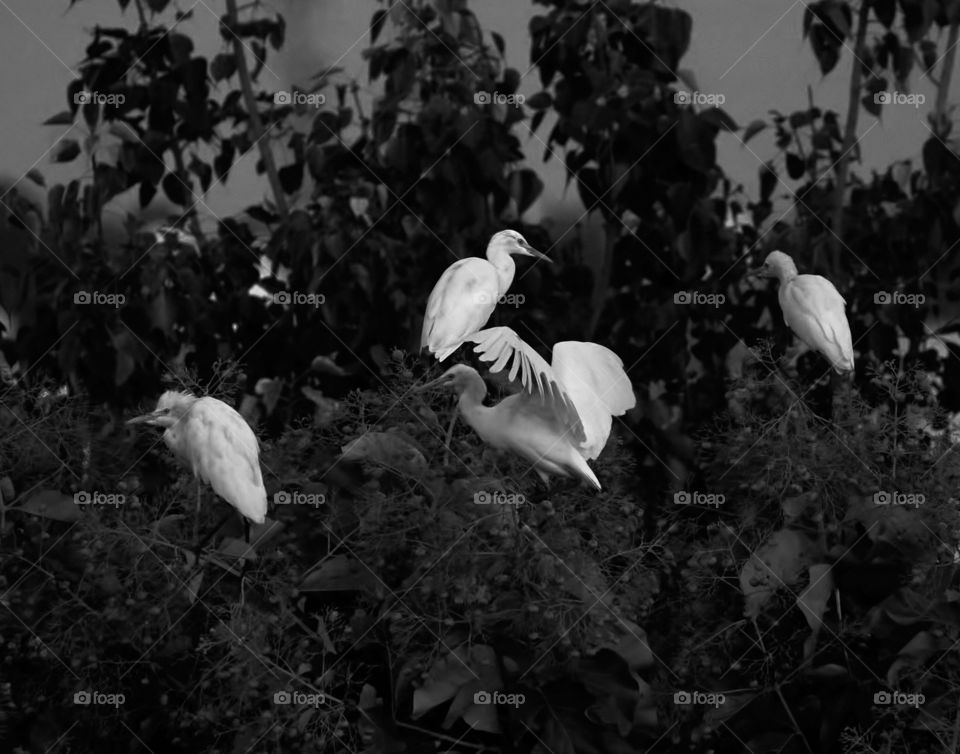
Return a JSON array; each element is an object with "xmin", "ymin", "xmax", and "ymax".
[
  {"xmin": 774, "ymin": 683, "xmax": 815, "ymax": 754},
  {"xmin": 394, "ymin": 721, "xmax": 488, "ymax": 750},
  {"xmin": 171, "ymin": 147, "xmax": 205, "ymax": 253}
]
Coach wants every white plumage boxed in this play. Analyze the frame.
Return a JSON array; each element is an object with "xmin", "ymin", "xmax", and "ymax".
[
  {"xmin": 751, "ymin": 250, "xmax": 854, "ymax": 374},
  {"xmin": 420, "ymin": 230, "xmax": 551, "ymax": 361},
  {"xmin": 420, "ymin": 327, "xmax": 636, "ymax": 489},
  {"xmin": 127, "ymin": 390, "xmax": 267, "ymax": 525}
]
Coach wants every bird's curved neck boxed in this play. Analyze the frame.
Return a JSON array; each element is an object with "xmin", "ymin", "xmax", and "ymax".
[
  {"xmin": 456, "ymin": 377, "xmax": 490, "ymax": 425},
  {"xmin": 486, "ymin": 247, "xmax": 517, "ymax": 295},
  {"xmin": 776, "ymin": 263, "xmax": 798, "ymax": 284}
]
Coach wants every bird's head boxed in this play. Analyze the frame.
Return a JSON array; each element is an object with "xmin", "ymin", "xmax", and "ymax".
[
  {"xmin": 127, "ymin": 390, "xmax": 197, "ymax": 428},
  {"xmin": 747, "ymin": 250, "xmax": 798, "ymax": 283},
  {"xmin": 487, "ymin": 230, "xmax": 552, "ymax": 263},
  {"xmin": 416, "ymin": 364, "xmax": 484, "ymax": 396}
]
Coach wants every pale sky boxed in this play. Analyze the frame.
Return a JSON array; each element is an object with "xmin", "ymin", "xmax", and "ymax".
[{"xmin": 0, "ymin": 1, "xmax": 950, "ymax": 235}]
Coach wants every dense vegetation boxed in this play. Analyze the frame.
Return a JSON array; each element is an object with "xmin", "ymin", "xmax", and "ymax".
[{"xmin": 2, "ymin": 0, "xmax": 960, "ymax": 752}]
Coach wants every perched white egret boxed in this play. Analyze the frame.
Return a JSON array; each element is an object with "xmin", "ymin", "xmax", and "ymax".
[
  {"xmin": 748, "ymin": 250, "xmax": 854, "ymax": 374},
  {"xmin": 420, "ymin": 230, "xmax": 551, "ymax": 361},
  {"xmin": 419, "ymin": 327, "xmax": 635, "ymax": 489},
  {"xmin": 127, "ymin": 391, "xmax": 267, "ymax": 539}
]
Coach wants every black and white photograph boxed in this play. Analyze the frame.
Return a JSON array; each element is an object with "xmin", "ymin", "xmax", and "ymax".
[{"xmin": 0, "ymin": 1, "xmax": 958, "ymax": 752}]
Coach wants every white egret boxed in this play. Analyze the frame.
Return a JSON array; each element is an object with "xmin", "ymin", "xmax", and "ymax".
[
  {"xmin": 420, "ymin": 230, "xmax": 551, "ymax": 361},
  {"xmin": 418, "ymin": 327, "xmax": 636, "ymax": 489},
  {"xmin": 127, "ymin": 391, "xmax": 267, "ymax": 543},
  {"xmin": 748, "ymin": 250, "xmax": 854, "ymax": 374}
]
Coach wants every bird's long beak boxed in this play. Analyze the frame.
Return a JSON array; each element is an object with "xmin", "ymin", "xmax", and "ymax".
[
  {"xmin": 126, "ymin": 410, "xmax": 161, "ymax": 425},
  {"xmin": 415, "ymin": 376, "xmax": 448, "ymax": 392},
  {"xmin": 520, "ymin": 241, "xmax": 552, "ymax": 263}
]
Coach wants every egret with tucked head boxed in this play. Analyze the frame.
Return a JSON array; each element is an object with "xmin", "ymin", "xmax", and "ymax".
[
  {"xmin": 127, "ymin": 391, "xmax": 267, "ymax": 543},
  {"xmin": 748, "ymin": 250, "xmax": 854, "ymax": 375},
  {"xmin": 418, "ymin": 327, "xmax": 635, "ymax": 489},
  {"xmin": 420, "ymin": 230, "xmax": 551, "ymax": 362}
]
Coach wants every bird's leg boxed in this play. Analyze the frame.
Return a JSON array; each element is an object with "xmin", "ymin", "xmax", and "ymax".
[
  {"xmin": 194, "ymin": 482, "xmax": 202, "ymax": 543},
  {"xmin": 193, "ymin": 510, "xmax": 232, "ymax": 561}
]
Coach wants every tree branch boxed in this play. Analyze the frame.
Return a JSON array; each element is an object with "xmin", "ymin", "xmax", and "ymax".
[
  {"xmin": 829, "ymin": 0, "xmax": 870, "ymax": 277},
  {"xmin": 224, "ymin": 0, "xmax": 289, "ymax": 218}
]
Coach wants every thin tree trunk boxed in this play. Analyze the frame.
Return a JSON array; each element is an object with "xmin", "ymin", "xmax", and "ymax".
[
  {"xmin": 587, "ymin": 221, "xmax": 617, "ymax": 339},
  {"xmin": 225, "ymin": 0, "xmax": 289, "ymax": 218},
  {"xmin": 829, "ymin": 0, "xmax": 870, "ymax": 277}
]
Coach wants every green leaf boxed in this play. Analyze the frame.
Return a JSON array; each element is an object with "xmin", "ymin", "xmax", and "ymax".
[
  {"xmin": 739, "ymin": 529, "xmax": 814, "ymax": 618},
  {"xmin": 742, "ymin": 119, "xmax": 766, "ymax": 144},
  {"xmin": 162, "ymin": 172, "xmax": 188, "ymax": 205},
  {"xmin": 699, "ymin": 107, "xmax": 738, "ymax": 132},
  {"xmin": 341, "ymin": 431, "xmax": 427, "ymax": 473},
  {"xmin": 50, "ymin": 139, "xmax": 81, "ymax": 163},
  {"xmin": 15, "ymin": 490, "xmax": 81, "ymax": 522},
  {"xmin": 797, "ymin": 563, "xmax": 833, "ymax": 631},
  {"xmin": 786, "ymin": 152, "xmax": 805, "ymax": 179},
  {"xmin": 491, "ymin": 31, "xmax": 505, "ymax": 56},
  {"xmin": 530, "ymin": 109, "xmax": 546, "ymax": 135},
  {"xmin": 810, "ymin": 24, "xmax": 841, "ymax": 75},
  {"xmin": 210, "ymin": 53, "xmax": 236, "ymax": 81},
  {"xmin": 759, "ymin": 161, "xmax": 777, "ymax": 202},
  {"xmin": 302, "ymin": 554, "xmax": 379, "ymax": 593},
  {"xmin": 370, "ymin": 9, "xmax": 388, "ymax": 44},
  {"xmin": 861, "ymin": 92, "xmax": 882, "ymax": 118},
  {"xmin": 526, "ymin": 91, "xmax": 553, "ymax": 110},
  {"xmin": 139, "ymin": 179, "xmax": 157, "ymax": 208},
  {"xmin": 508, "ymin": 168, "xmax": 544, "ymax": 216},
  {"xmin": 278, "ymin": 162, "xmax": 304, "ymax": 194},
  {"xmin": 874, "ymin": 0, "xmax": 896, "ymax": 28},
  {"xmin": 44, "ymin": 110, "xmax": 75, "ymax": 126}
]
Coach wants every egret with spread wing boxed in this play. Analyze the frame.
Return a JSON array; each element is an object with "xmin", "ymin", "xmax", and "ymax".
[
  {"xmin": 127, "ymin": 391, "xmax": 267, "ymax": 543},
  {"xmin": 418, "ymin": 328, "xmax": 635, "ymax": 489},
  {"xmin": 420, "ymin": 230, "xmax": 551, "ymax": 361},
  {"xmin": 748, "ymin": 250, "xmax": 854, "ymax": 374}
]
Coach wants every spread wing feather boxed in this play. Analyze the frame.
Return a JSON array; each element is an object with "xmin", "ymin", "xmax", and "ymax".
[
  {"xmin": 552, "ymin": 342, "xmax": 636, "ymax": 459},
  {"xmin": 465, "ymin": 327, "xmax": 586, "ymax": 444}
]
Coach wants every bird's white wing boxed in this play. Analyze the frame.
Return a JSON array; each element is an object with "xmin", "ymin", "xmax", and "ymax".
[
  {"xmin": 181, "ymin": 398, "xmax": 267, "ymax": 523},
  {"xmin": 421, "ymin": 258, "xmax": 500, "ymax": 360},
  {"xmin": 551, "ymin": 342, "xmax": 636, "ymax": 460},
  {"xmin": 465, "ymin": 327, "xmax": 586, "ymax": 444},
  {"xmin": 782, "ymin": 276, "xmax": 854, "ymax": 371}
]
